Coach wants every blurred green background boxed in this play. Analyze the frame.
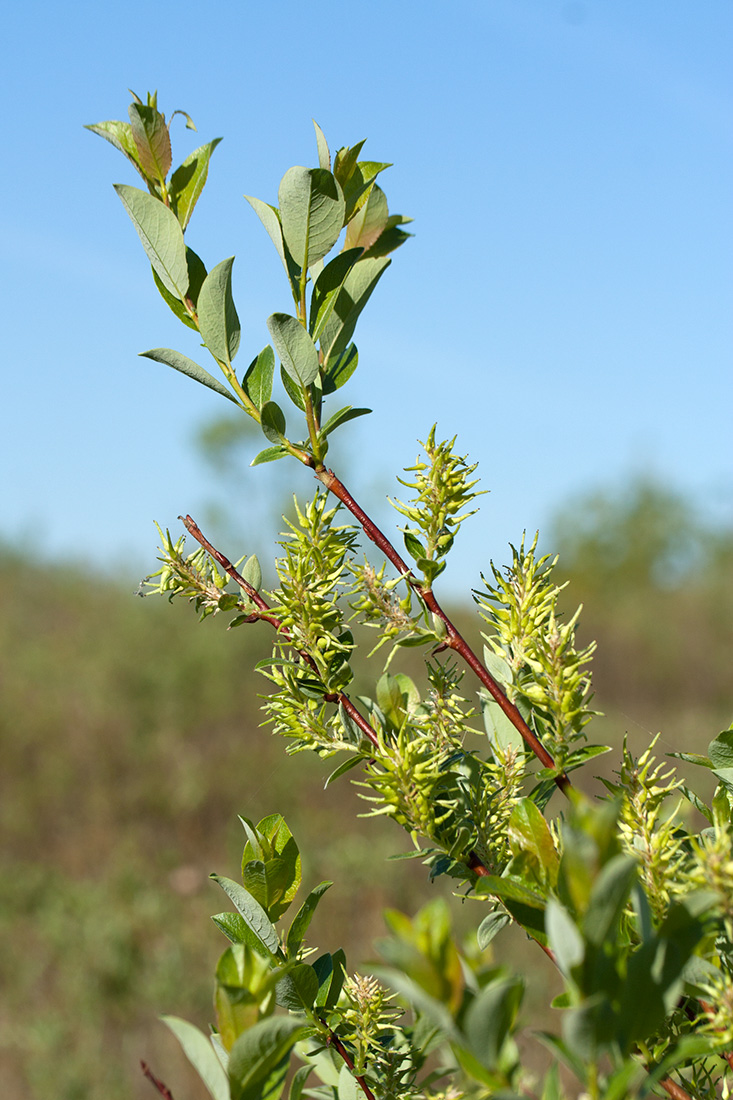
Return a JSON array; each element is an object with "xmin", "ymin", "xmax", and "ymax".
[{"xmin": 1, "ymin": 471, "xmax": 731, "ymax": 1100}]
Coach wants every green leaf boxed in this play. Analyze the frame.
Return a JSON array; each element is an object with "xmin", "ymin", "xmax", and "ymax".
[
  {"xmin": 602, "ymin": 1060, "xmax": 646, "ymax": 1100},
  {"xmin": 709, "ymin": 729, "xmax": 733, "ymax": 768},
  {"xmin": 251, "ymin": 445, "xmax": 289, "ymax": 466},
  {"xmin": 482, "ymin": 695, "xmax": 524, "ymax": 758},
  {"xmin": 260, "ymin": 401, "xmax": 287, "ymax": 444},
  {"xmin": 244, "ymin": 196, "xmax": 287, "ymax": 267},
  {"xmin": 242, "ymin": 555, "xmax": 262, "ymax": 592},
  {"xmin": 267, "ymin": 313, "xmax": 319, "ymax": 387},
  {"xmin": 363, "ymin": 215, "xmax": 413, "ymax": 259},
  {"xmin": 508, "ymin": 799, "xmax": 559, "ymax": 886},
  {"xmin": 309, "ymin": 249, "xmax": 363, "ymax": 342},
  {"xmin": 242, "ymin": 859, "xmax": 268, "ymax": 910},
  {"xmin": 344, "ymin": 183, "xmax": 389, "ymax": 251},
  {"xmin": 416, "ymin": 557, "xmax": 445, "ymax": 585},
  {"xmin": 712, "ymin": 766, "xmax": 733, "ymax": 795},
  {"xmin": 540, "ymin": 1064, "xmax": 562, "ymax": 1100},
  {"xmin": 161, "ymin": 1016, "xmax": 229, "ymax": 1100},
  {"xmin": 275, "ymin": 962, "xmax": 319, "ymax": 1010},
  {"xmin": 545, "ymin": 899, "xmax": 584, "ymax": 979},
  {"xmin": 475, "ymin": 874, "xmax": 546, "ymax": 910},
  {"xmin": 228, "ymin": 1016, "xmax": 306, "ymax": 1100},
  {"xmin": 312, "ymin": 949, "xmax": 346, "ymax": 1009},
  {"xmin": 85, "ymin": 119, "xmax": 145, "ymax": 178},
  {"xmin": 376, "ymin": 672, "xmax": 419, "ymax": 731},
  {"xmin": 243, "ymin": 346, "xmax": 275, "ymax": 411},
  {"xmin": 198, "ymin": 257, "xmax": 241, "ymax": 366},
  {"xmin": 336, "ymin": 1064, "xmax": 360, "ymax": 1100},
  {"xmin": 476, "ymin": 911, "xmax": 511, "ymax": 950},
  {"xmin": 211, "ymin": 911, "xmax": 251, "ymax": 945},
  {"xmin": 286, "ymin": 881, "xmax": 333, "ymax": 955},
  {"xmin": 403, "ymin": 531, "xmax": 427, "ymax": 561},
  {"xmin": 114, "ymin": 184, "xmax": 189, "ymax": 299},
  {"xmin": 333, "ymin": 142, "xmax": 366, "ymax": 191},
  {"xmin": 342, "ymin": 159, "xmax": 391, "ymax": 221},
  {"xmin": 562, "ymin": 994, "xmax": 613, "ymax": 1062},
  {"xmin": 152, "ymin": 246, "xmax": 208, "ymax": 329},
  {"xmin": 322, "ymin": 344, "xmax": 358, "ymax": 395},
  {"xmin": 278, "ymin": 166, "xmax": 345, "ymax": 269},
  {"xmin": 140, "ymin": 348, "xmax": 239, "ymax": 404},
  {"xmin": 319, "ymin": 406, "xmax": 371, "ymax": 438},
  {"xmin": 320, "ymin": 256, "xmax": 391, "ymax": 366},
  {"xmin": 288, "ymin": 1065, "xmax": 311, "ymax": 1100},
  {"xmin": 170, "ymin": 138, "xmax": 222, "ymax": 229},
  {"xmin": 210, "ymin": 874, "xmax": 281, "ymax": 957},
  {"xmin": 483, "ymin": 647, "xmax": 512, "ymax": 686},
  {"xmin": 313, "ymin": 121, "xmax": 331, "ymax": 170},
  {"xmin": 464, "ymin": 975, "xmax": 524, "ymax": 1070},
  {"xmin": 129, "ymin": 101, "xmax": 171, "ymax": 183},
  {"xmin": 582, "ymin": 854, "xmax": 637, "ymax": 947},
  {"xmin": 280, "ymin": 367, "xmax": 306, "ymax": 411}
]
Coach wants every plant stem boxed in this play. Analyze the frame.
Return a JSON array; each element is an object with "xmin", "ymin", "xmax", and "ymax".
[
  {"xmin": 325, "ymin": 1029, "xmax": 376, "ymax": 1100},
  {"xmin": 315, "ymin": 467, "xmax": 570, "ymax": 793},
  {"xmin": 180, "ymin": 516, "xmax": 500, "ymax": 875},
  {"xmin": 657, "ymin": 1076, "xmax": 694, "ymax": 1100},
  {"xmin": 140, "ymin": 1062, "xmax": 174, "ymax": 1099},
  {"xmin": 180, "ymin": 515, "xmax": 380, "ymax": 749}
]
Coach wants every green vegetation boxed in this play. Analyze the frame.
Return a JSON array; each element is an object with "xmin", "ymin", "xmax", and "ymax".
[
  {"xmin": 1, "ymin": 476, "xmax": 731, "ymax": 1098},
  {"xmin": 4, "ymin": 91, "xmax": 731, "ymax": 1099}
]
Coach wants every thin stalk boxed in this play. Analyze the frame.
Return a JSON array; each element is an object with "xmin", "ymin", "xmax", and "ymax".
[
  {"xmin": 180, "ymin": 515, "xmax": 379, "ymax": 750},
  {"xmin": 325, "ymin": 1028, "xmax": 376, "ymax": 1100},
  {"xmin": 657, "ymin": 1076, "xmax": 695, "ymax": 1100},
  {"xmin": 303, "ymin": 387, "xmax": 322, "ymax": 461},
  {"xmin": 140, "ymin": 1062, "xmax": 174, "ymax": 1100},
  {"xmin": 315, "ymin": 467, "xmax": 570, "ymax": 794}
]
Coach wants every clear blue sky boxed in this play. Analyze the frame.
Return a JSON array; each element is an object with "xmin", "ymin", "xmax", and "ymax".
[{"xmin": 3, "ymin": 1, "xmax": 731, "ymax": 591}]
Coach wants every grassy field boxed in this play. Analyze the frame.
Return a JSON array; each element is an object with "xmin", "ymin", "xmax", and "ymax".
[{"xmin": 1, "ymin": 483, "xmax": 730, "ymax": 1099}]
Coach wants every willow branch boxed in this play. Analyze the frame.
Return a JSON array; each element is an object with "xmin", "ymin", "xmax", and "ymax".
[
  {"xmin": 325, "ymin": 1029, "xmax": 376, "ymax": 1100},
  {"xmin": 180, "ymin": 515, "xmax": 379, "ymax": 750},
  {"xmin": 315, "ymin": 468, "xmax": 570, "ymax": 794},
  {"xmin": 140, "ymin": 1062, "xmax": 174, "ymax": 1100},
  {"xmin": 657, "ymin": 1075, "xmax": 694, "ymax": 1100}
]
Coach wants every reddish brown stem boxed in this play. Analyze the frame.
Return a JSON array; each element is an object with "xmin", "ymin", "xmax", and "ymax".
[
  {"xmin": 180, "ymin": 515, "xmax": 281, "ymax": 628},
  {"xmin": 316, "ymin": 469, "xmax": 570, "ymax": 794},
  {"xmin": 181, "ymin": 515, "xmax": 379, "ymax": 750},
  {"xmin": 326, "ymin": 1030, "xmax": 376, "ymax": 1100},
  {"xmin": 140, "ymin": 1062, "xmax": 174, "ymax": 1100},
  {"xmin": 658, "ymin": 1075, "xmax": 695, "ymax": 1100}
]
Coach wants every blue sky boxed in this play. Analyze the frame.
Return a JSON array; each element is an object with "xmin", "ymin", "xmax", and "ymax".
[{"xmin": 3, "ymin": 1, "xmax": 731, "ymax": 592}]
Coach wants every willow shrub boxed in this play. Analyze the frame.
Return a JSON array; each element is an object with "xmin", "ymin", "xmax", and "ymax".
[{"xmin": 88, "ymin": 92, "xmax": 733, "ymax": 1100}]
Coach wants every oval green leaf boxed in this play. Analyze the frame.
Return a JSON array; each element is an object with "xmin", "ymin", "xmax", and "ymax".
[
  {"xmin": 260, "ymin": 401, "xmax": 287, "ymax": 444},
  {"xmin": 129, "ymin": 101, "xmax": 171, "ymax": 183},
  {"xmin": 198, "ymin": 257, "xmax": 241, "ymax": 366},
  {"xmin": 114, "ymin": 184, "xmax": 189, "ymax": 299},
  {"xmin": 140, "ymin": 348, "xmax": 239, "ymax": 404},
  {"xmin": 161, "ymin": 1016, "xmax": 229, "ymax": 1100},
  {"xmin": 211, "ymin": 874, "xmax": 280, "ymax": 957},
  {"xmin": 242, "ymin": 346, "xmax": 275, "ymax": 411},
  {"xmin": 170, "ymin": 137, "xmax": 223, "ymax": 229},
  {"xmin": 278, "ymin": 166, "xmax": 345, "ymax": 270},
  {"xmin": 267, "ymin": 313, "xmax": 319, "ymax": 387}
]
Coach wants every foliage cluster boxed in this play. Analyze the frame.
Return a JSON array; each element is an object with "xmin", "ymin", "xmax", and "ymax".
[{"xmin": 80, "ymin": 91, "xmax": 733, "ymax": 1099}]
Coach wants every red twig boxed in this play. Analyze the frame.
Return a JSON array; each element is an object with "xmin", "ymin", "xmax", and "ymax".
[
  {"xmin": 316, "ymin": 469, "xmax": 570, "ymax": 794},
  {"xmin": 180, "ymin": 515, "xmax": 379, "ymax": 750},
  {"xmin": 326, "ymin": 1030, "xmax": 376, "ymax": 1100},
  {"xmin": 658, "ymin": 1075, "xmax": 694, "ymax": 1100},
  {"xmin": 140, "ymin": 1062, "xmax": 174, "ymax": 1100}
]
